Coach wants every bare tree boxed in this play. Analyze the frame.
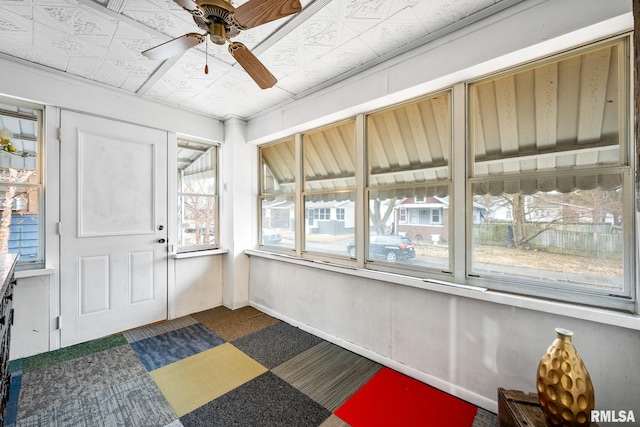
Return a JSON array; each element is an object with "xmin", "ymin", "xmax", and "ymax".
[
  {"xmin": 505, "ymin": 193, "xmax": 563, "ymax": 249},
  {"xmin": 369, "ymin": 197, "xmax": 397, "ymax": 235},
  {"xmin": 182, "ymin": 177, "xmax": 216, "ymax": 245}
]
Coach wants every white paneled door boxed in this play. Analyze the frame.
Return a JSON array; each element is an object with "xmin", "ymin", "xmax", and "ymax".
[{"xmin": 60, "ymin": 111, "xmax": 168, "ymax": 347}]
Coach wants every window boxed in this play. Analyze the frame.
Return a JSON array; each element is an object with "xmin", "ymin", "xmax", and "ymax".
[
  {"xmin": 260, "ymin": 138, "xmax": 295, "ymax": 250},
  {"xmin": 256, "ymin": 35, "xmax": 635, "ymax": 311},
  {"xmin": 303, "ymin": 120, "xmax": 356, "ymax": 257},
  {"xmin": 177, "ymin": 139, "xmax": 218, "ymax": 251},
  {"xmin": 366, "ymin": 92, "xmax": 451, "ymax": 271},
  {"xmin": 0, "ymin": 99, "xmax": 43, "ymax": 267},
  {"xmin": 468, "ymin": 38, "xmax": 631, "ymax": 307},
  {"xmin": 431, "ymin": 208, "xmax": 441, "ymax": 224}
]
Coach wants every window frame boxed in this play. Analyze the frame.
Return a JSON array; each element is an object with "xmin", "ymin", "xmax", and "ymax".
[
  {"xmin": 0, "ymin": 99, "xmax": 44, "ymax": 269},
  {"xmin": 258, "ymin": 137, "xmax": 297, "ymax": 252},
  {"xmin": 255, "ymin": 34, "xmax": 636, "ymax": 313},
  {"xmin": 465, "ymin": 35, "xmax": 634, "ymax": 311},
  {"xmin": 364, "ymin": 90, "xmax": 453, "ymax": 276},
  {"xmin": 176, "ymin": 138, "xmax": 219, "ymax": 253},
  {"xmin": 301, "ymin": 119, "xmax": 357, "ymax": 261}
]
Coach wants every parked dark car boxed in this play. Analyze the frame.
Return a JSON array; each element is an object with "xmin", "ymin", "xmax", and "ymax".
[{"xmin": 347, "ymin": 234, "xmax": 416, "ymax": 262}]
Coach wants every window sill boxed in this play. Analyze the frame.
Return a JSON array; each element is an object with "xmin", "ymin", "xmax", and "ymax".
[
  {"xmin": 244, "ymin": 249, "xmax": 640, "ymax": 331},
  {"xmin": 15, "ymin": 267, "xmax": 55, "ymax": 279},
  {"xmin": 171, "ymin": 249, "xmax": 228, "ymax": 259}
]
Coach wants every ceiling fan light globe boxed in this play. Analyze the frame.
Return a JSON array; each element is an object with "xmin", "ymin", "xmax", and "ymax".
[{"xmin": 209, "ymin": 22, "xmax": 227, "ymax": 45}]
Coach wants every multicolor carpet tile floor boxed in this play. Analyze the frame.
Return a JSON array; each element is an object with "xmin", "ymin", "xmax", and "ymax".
[{"xmin": 7, "ymin": 306, "xmax": 498, "ymax": 426}]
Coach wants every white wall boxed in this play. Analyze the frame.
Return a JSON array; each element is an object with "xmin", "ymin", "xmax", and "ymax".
[
  {"xmin": 249, "ymin": 257, "xmax": 640, "ymax": 414},
  {"xmin": 220, "ymin": 119, "xmax": 258, "ymax": 309},
  {"xmin": 174, "ymin": 256, "xmax": 223, "ymax": 318},
  {"xmin": 10, "ymin": 274, "xmax": 51, "ymax": 359},
  {"xmin": 245, "ymin": 0, "xmax": 639, "ymax": 416},
  {"xmin": 0, "ymin": 55, "xmax": 227, "ymax": 358}
]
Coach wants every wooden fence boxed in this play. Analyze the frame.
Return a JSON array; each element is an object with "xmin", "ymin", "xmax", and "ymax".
[{"xmin": 473, "ymin": 223, "xmax": 622, "ymax": 258}]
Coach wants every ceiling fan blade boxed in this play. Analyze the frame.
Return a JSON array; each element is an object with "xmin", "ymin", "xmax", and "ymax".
[
  {"xmin": 142, "ymin": 33, "xmax": 204, "ymax": 60},
  {"xmin": 173, "ymin": 0, "xmax": 201, "ymax": 13},
  {"xmin": 228, "ymin": 42, "xmax": 277, "ymax": 89},
  {"xmin": 233, "ymin": 0, "xmax": 302, "ymax": 29}
]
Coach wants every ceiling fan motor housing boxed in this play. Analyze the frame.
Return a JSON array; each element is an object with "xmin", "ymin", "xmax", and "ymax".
[{"xmin": 193, "ymin": 0, "xmax": 241, "ymax": 43}]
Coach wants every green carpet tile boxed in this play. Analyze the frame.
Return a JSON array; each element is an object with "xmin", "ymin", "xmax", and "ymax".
[{"xmin": 21, "ymin": 334, "xmax": 128, "ymax": 373}]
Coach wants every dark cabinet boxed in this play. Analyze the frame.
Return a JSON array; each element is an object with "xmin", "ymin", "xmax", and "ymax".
[{"xmin": 0, "ymin": 254, "xmax": 17, "ymax": 426}]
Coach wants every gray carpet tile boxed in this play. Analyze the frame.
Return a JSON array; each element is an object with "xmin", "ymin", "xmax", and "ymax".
[
  {"xmin": 231, "ymin": 321, "xmax": 324, "ymax": 369},
  {"xmin": 164, "ymin": 420, "xmax": 185, "ymax": 427},
  {"xmin": 180, "ymin": 372, "xmax": 331, "ymax": 427},
  {"xmin": 16, "ymin": 374, "xmax": 177, "ymax": 427},
  {"xmin": 17, "ymin": 345, "xmax": 148, "ymax": 419},
  {"xmin": 272, "ymin": 341, "xmax": 382, "ymax": 412},
  {"xmin": 123, "ymin": 316, "xmax": 198, "ymax": 343},
  {"xmin": 472, "ymin": 408, "xmax": 499, "ymax": 427}
]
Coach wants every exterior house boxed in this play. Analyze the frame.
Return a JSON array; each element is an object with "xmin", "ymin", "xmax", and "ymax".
[
  {"xmin": 395, "ymin": 196, "xmax": 449, "ymax": 244},
  {"xmin": 305, "ymin": 200, "xmax": 354, "ymax": 235}
]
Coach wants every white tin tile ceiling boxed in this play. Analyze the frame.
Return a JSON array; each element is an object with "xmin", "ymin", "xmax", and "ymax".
[{"xmin": 0, "ymin": 0, "xmax": 514, "ymax": 120}]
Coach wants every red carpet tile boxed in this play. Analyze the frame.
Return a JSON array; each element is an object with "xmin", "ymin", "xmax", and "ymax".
[{"xmin": 335, "ymin": 367, "xmax": 478, "ymax": 427}]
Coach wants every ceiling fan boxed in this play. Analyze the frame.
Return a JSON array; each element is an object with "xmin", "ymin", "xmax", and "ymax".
[{"xmin": 142, "ymin": 0, "xmax": 302, "ymax": 89}]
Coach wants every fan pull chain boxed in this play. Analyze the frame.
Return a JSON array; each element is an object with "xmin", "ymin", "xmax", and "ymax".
[{"xmin": 204, "ymin": 37, "xmax": 209, "ymax": 74}]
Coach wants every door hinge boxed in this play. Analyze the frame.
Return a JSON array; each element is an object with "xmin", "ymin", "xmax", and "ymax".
[
  {"xmin": 56, "ymin": 315, "xmax": 62, "ymax": 330},
  {"xmin": 56, "ymin": 222, "xmax": 62, "ymax": 235},
  {"xmin": 57, "ymin": 127, "xmax": 62, "ymax": 142}
]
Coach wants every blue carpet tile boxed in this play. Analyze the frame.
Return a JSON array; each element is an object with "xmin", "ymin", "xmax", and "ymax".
[{"xmin": 129, "ymin": 323, "xmax": 225, "ymax": 371}]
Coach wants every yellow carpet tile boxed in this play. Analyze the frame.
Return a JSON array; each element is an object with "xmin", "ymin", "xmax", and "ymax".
[{"xmin": 150, "ymin": 343, "xmax": 268, "ymax": 417}]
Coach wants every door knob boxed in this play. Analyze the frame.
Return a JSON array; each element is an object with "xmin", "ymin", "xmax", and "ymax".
[{"xmin": 158, "ymin": 239, "xmax": 166, "ymax": 244}]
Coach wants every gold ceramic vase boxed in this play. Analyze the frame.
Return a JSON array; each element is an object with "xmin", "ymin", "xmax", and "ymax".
[{"xmin": 536, "ymin": 328, "xmax": 594, "ymax": 427}]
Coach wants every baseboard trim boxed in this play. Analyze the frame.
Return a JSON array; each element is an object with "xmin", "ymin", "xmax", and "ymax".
[{"xmin": 250, "ymin": 301, "xmax": 498, "ymax": 414}]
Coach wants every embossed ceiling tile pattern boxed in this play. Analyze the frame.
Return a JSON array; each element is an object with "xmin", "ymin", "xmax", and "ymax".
[
  {"xmin": 263, "ymin": 46, "xmax": 303, "ymax": 83},
  {"xmin": 184, "ymin": 73, "xmax": 282, "ymax": 117},
  {"xmin": 144, "ymin": 80, "xmax": 176, "ymax": 102},
  {"xmin": 105, "ymin": 38, "xmax": 145, "ymax": 61},
  {"xmin": 356, "ymin": 8, "xmax": 426, "ymax": 56},
  {"xmin": 276, "ymin": 62, "xmax": 333, "ymax": 94},
  {"xmin": 0, "ymin": 2, "xmax": 28, "ymax": 17},
  {"xmin": 144, "ymin": 56, "xmax": 232, "ymax": 113},
  {"xmin": 34, "ymin": 4, "xmax": 117, "ymax": 37},
  {"xmin": 113, "ymin": 30, "xmax": 167, "ymax": 63},
  {"xmin": 110, "ymin": 58, "xmax": 158, "ymax": 80},
  {"xmin": 411, "ymin": 0, "xmax": 495, "ymax": 31},
  {"xmin": 341, "ymin": 0, "xmax": 410, "ymax": 23},
  {"xmin": 233, "ymin": 26, "xmax": 269, "ymax": 50},
  {"xmin": 67, "ymin": 56, "xmax": 129, "ymax": 86},
  {"xmin": 0, "ymin": 14, "xmax": 33, "ymax": 44},
  {"xmin": 317, "ymin": 38, "xmax": 378, "ymax": 73},
  {"xmin": 34, "ymin": 32, "xmax": 101, "ymax": 60},
  {"xmin": 0, "ymin": 0, "xmax": 516, "ymax": 119},
  {"xmin": 11, "ymin": 45, "xmax": 70, "ymax": 72},
  {"xmin": 124, "ymin": 10, "xmax": 196, "ymax": 39},
  {"xmin": 121, "ymin": 76, "xmax": 153, "ymax": 92},
  {"xmin": 218, "ymin": 86, "xmax": 292, "ymax": 118}
]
